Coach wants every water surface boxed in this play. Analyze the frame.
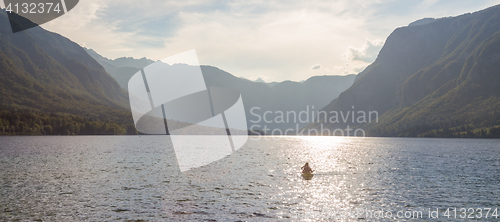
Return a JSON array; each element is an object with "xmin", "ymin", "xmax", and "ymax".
[{"xmin": 0, "ymin": 136, "xmax": 499, "ymax": 221}]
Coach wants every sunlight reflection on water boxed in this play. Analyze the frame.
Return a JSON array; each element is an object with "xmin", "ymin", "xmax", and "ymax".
[{"xmin": 0, "ymin": 136, "xmax": 499, "ymax": 221}]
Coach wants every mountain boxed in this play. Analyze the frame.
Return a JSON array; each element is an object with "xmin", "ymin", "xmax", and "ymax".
[
  {"xmin": 307, "ymin": 5, "xmax": 500, "ymax": 138},
  {"xmin": 0, "ymin": 10, "xmax": 135, "ymax": 135},
  {"xmin": 200, "ymin": 66, "xmax": 357, "ymax": 131},
  {"xmin": 87, "ymin": 49, "xmax": 357, "ymax": 131},
  {"xmin": 84, "ymin": 48, "xmax": 154, "ymax": 90},
  {"xmin": 89, "ymin": 48, "xmax": 358, "ymax": 131},
  {"xmin": 252, "ymin": 77, "xmax": 279, "ymax": 87}
]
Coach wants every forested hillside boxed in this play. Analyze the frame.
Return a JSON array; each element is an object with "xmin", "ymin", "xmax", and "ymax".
[
  {"xmin": 307, "ymin": 5, "xmax": 500, "ymax": 138},
  {"xmin": 0, "ymin": 10, "xmax": 136, "ymax": 135}
]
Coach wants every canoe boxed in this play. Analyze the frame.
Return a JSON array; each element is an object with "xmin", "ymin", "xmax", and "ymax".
[{"xmin": 302, "ymin": 172, "xmax": 313, "ymax": 180}]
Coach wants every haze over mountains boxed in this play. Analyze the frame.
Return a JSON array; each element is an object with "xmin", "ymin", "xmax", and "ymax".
[
  {"xmin": 86, "ymin": 50, "xmax": 357, "ymax": 130},
  {"xmin": 85, "ymin": 48, "xmax": 154, "ymax": 90},
  {"xmin": 307, "ymin": 4, "xmax": 500, "ymax": 137},
  {"xmin": 200, "ymin": 66, "xmax": 356, "ymax": 130}
]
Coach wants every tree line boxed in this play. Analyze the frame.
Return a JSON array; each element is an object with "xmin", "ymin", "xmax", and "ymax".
[
  {"xmin": 0, "ymin": 109, "xmax": 137, "ymax": 135},
  {"xmin": 370, "ymin": 123, "xmax": 500, "ymax": 138}
]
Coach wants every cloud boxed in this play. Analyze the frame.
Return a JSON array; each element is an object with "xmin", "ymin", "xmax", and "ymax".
[
  {"xmin": 352, "ymin": 64, "xmax": 368, "ymax": 73},
  {"xmin": 39, "ymin": 0, "xmax": 500, "ymax": 82},
  {"xmin": 161, "ymin": 5, "xmax": 371, "ymax": 81},
  {"xmin": 330, "ymin": 62, "xmax": 368, "ymax": 75},
  {"xmin": 310, "ymin": 64, "xmax": 322, "ymax": 70},
  {"xmin": 333, "ymin": 66, "xmax": 347, "ymax": 74},
  {"xmin": 343, "ymin": 38, "xmax": 384, "ymax": 63},
  {"xmin": 40, "ymin": 0, "xmax": 377, "ymax": 82}
]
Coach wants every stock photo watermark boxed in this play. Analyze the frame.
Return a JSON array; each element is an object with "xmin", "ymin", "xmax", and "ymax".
[
  {"xmin": 248, "ymin": 105, "xmax": 378, "ymax": 138},
  {"xmin": 3, "ymin": 0, "xmax": 79, "ymax": 33},
  {"xmin": 128, "ymin": 50, "xmax": 248, "ymax": 177},
  {"xmin": 290, "ymin": 207, "xmax": 499, "ymax": 220}
]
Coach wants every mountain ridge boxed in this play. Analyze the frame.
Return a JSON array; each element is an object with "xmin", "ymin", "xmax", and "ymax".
[
  {"xmin": 0, "ymin": 10, "xmax": 135, "ymax": 135},
  {"xmin": 84, "ymin": 48, "xmax": 154, "ymax": 90},
  {"xmin": 308, "ymin": 4, "xmax": 500, "ymax": 137},
  {"xmin": 87, "ymin": 49, "xmax": 358, "ymax": 130}
]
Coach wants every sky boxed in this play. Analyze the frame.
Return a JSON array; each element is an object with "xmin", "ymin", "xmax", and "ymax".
[{"xmin": 16, "ymin": 0, "xmax": 500, "ymax": 82}]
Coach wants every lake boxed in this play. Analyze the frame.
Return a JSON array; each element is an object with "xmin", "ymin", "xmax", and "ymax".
[{"xmin": 0, "ymin": 136, "xmax": 499, "ymax": 221}]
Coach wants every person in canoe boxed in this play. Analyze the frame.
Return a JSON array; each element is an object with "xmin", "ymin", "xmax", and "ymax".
[{"xmin": 301, "ymin": 162, "xmax": 314, "ymax": 174}]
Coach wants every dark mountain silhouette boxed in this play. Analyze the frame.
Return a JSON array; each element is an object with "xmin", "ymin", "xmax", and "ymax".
[
  {"xmin": 307, "ymin": 5, "xmax": 500, "ymax": 137},
  {"xmin": 0, "ymin": 10, "xmax": 135, "ymax": 135}
]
